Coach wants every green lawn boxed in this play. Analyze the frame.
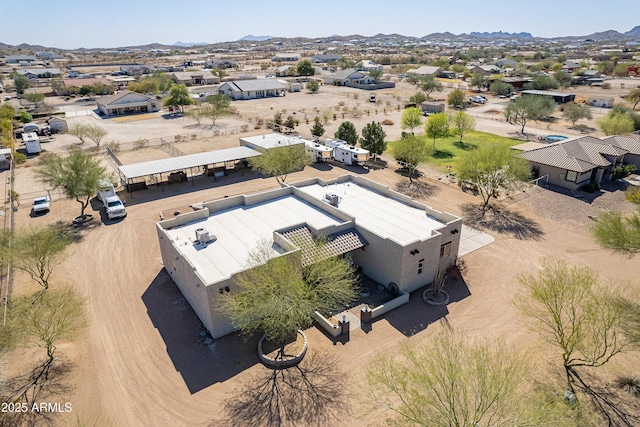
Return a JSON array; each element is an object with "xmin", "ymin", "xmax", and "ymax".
[{"xmin": 386, "ymin": 131, "xmax": 522, "ymax": 170}]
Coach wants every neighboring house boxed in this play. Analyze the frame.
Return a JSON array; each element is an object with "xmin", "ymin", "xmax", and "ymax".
[
  {"xmin": 358, "ymin": 60, "xmax": 383, "ymax": 72},
  {"xmin": 514, "ymin": 136, "xmax": 630, "ymax": 191},
  {"xmin": 275, "ymin": 65, "xmax": 295, "ymax": 77},
  {"xmin": 59, "ymin": 77, "xmax": 113, "ymax": 95},
  {"xmin": 218, "ymin": 79, "xmax": 286, "ymax": 100},
  {"xmin": 496, "ymin": 58, "xmax": 518, "ymax": 68},
  {"xmin": 96, "ymin": 90, "xmax": 160, "ymax": 116},
  {"xmin": 18, "ymin": 68, "xmax": 61, "ymax": 79},
  {"xmin": 156, "ymin": 174, "xmax": 462, "ymax": 338},
  {"xmin": 171, "ymin": 70, "xmax": 220, "ymax": 86},
  {"xmin": 587, "ymin": 96, "xmax": 614, "ymax": 108},
  {"xmin": 324, "ymin": 69, "xmax": 370, "ymax": 85},
  {"xmin": 406, "ymin": 65, "xmax": 442, "ymax": 77},
  {"xmin": 120, "ymin": 65, "xmax": 156, "ymax": 76},
  {"xmin": 271, "ymin": 53, "xmax": 300, "ymax": 62},
  {"xmin": 583, "ymin": 70, "xmax": 602, "ymax": 78},
  {"xmin": 563, "ymin": 61, "xmax": 582, "ymax": 72},
  {"xmin": 205, "ymin": 59, "xmax": 236, "ymax": 69},
  {"xmin": 309, "ymin": 54, "xmax": 341, "ymax": 63},
  {"xmin": 466, "ymin": 64, "xmax": 501, "ymax": 74},
  {"xmin": 324, "ymin": 69, "xmax": 394, "ymax": 89},
  {"xmin": 501, "ymin": 76, "xmax": 532, "ymax": 88},
  {"xmin": 3, "ymin": 55, "xmax": 37, "ymax": 64}
]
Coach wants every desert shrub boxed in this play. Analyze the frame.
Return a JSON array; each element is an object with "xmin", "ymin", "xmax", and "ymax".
[
  {"xmin": 13, "ymin": 151, "xmax": 27, "ymax": 164},
  {"xmin": 382, "ymin": 119, "xmax": 394, "ymax": 126},
  {"xmin": 338, "ymin": 101, "xmax": 345, "ymax": 107},
  {"xmin": 613, "ymin": 164, "xmax": 637, "ymax": 179},
  {"xmin": 626, "ymin": 186, "xmax": 640, "ymax": 205},
  {"xmin": 105, "ymin": 141, "xmax": 120, "ymax": 152},
  {"xmin": 133, "ymin": 138, "xmax": 149, "ymax": 150},
  {"xmin": 241, "ymin": 125, "xmax": 249, "ymax": 132}
]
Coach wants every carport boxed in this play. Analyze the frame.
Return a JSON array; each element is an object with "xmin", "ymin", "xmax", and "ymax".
[{"xmin": 118, "ymin": 146, "xmax": 262, "ymax": 193}]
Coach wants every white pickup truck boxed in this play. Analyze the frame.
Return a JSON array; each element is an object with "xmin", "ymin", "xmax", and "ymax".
[{"xmin": 97, "ymin": 179, "xmax": 126, "ymax": 219}]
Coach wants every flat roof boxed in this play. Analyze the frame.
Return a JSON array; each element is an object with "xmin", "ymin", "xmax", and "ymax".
[
  {"xmin": 118, "ymin": 146, "xmax": 261, "ymax": 180},
  {"xmin": 165, "ymin": 195, "xmax": 344, "ymax": 284},
  {"xmin": 522, "ymin": 89, "xmax": 575, "ymax": 98},
  {"xmin": 240, "ymin": 134, "xmax": 305, "ymax": 150},
  {"xmin": 296, "ymin": 182, "xmax": 447, "ymax": 245}
]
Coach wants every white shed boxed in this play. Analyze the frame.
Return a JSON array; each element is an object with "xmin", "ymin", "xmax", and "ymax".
[{"xmin": 22, "ymin": 132, "xmax": 42, "ymax": 154}]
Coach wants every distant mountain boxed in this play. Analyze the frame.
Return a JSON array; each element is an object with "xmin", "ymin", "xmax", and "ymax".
[
  {"xmin": 625, "ymin": 26, "xmax": 640, "ymax": 37},
  {"xmin": 422, "ymin": 32, "xmax": 457, "ymax": 39},
  {"xmin": 460, "ymin": 31, "xmax": 533, "ymax": 38},
  {"xmin": 238, "ymin": 35, "xmax": 273, "ymax": 42},
  {"xmin": 172, "ymin": 41, "xmax": 208, "ymax": 47}
]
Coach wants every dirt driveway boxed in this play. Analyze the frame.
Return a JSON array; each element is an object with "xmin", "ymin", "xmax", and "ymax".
[{"xmin": 6, "ymin": 156, "xmax": 639, "ymax": 426}]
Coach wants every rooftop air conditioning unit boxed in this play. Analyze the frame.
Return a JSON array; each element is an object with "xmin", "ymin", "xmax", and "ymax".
[
  {"xmin": 195, "ymin": 227, "xmax": 213, "ymax": 243},
  {"xmin": 323, "ymin": 193, "xmax": 340, "ymax": 207}
]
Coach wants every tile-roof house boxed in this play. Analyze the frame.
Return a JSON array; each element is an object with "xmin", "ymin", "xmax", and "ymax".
[
  {"xmin": 516, "ymin": 136, "xmax": 628, "ymax": 191},
  {"xmin": 96, "ymin": 90, "xmax": 160, "ymax": 116}
]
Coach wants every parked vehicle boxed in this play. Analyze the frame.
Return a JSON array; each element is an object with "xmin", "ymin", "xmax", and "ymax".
[
  {"xmin": 369, "ymin": 95, "xmax": 377, "ymax": 103},
  {"xmin": 103, "ymin": 195, "xmax": 126, "ymax": 219},
  {"xmin": 324, "ymin": 139, "xmax": 369, "ymax": 166},
  {"xmin": 96, "ymin": 179, "xmax": 116, "ymax": 202},
  {"xmin": 470, "ymin": 96, "xmax": 486, "ymax": 104},
  {"xmin": 32, "ymin": 196, "xmax": 50, "ymax": 213},
  {"xmin": 22, "ymin": 132, "xmax": 42, "ymax": 154},
  {"xmin": 421, "ymin": 102, "xmax": 445, "ymax": 116},
  {"xmin": 304, "ymin": 140, "xmax": 332, "ymax": 162}
]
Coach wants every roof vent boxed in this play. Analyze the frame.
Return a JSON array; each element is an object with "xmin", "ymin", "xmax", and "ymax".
[
  {"xmin": 195, "ymin": 227, "xmax": 214, "ymax": 243},
  {"xmin": 323, "ymin": 193, "xmax": 340, "ymax": 207}
]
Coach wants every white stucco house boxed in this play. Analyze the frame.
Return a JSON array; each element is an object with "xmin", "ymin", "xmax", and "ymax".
[
  {"xmin": 156, "ymin": 174, "xmax": 462, "ymax": 338},
  {"xmin": 96, "ymin": 90, "xmax": 160, "ymax": 116},
  {"xmin": 218, "ymin": 79, "xmax": 286, "ymax": 100}
]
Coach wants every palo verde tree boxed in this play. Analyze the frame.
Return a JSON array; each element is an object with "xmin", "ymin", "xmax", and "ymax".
[
  {"xmin": 597, "ymin": 111, "xmax": 635, "ymax": 135},
  {"xmin": 562, "ymin": 102, "xmax": 592, "ymax": 129},
  {"xmin": 447, "ymin": 89, "xmax": 465, "ymax": 109},
  {"xmin": 489, "ymin": 79, "xmax": 513, "ymax": 96},
  {"xmin": 368, "ymin": 68, "xmax": 383, "ymax": 81},
  {"xmin": 13, "ymin": 74, "xmax": 30, "ymax": 94},
  {"xmin": 6, "ymin": 224, "xmax": 73, "ymax": 291},
  {"xmin": 419, "ymin": 75, "xmax": 443, "ymax": 99},
  {"xmin": 393, "ymin": 135, "xmax": 433, "ymax": 184},
  {"xmin": 456, "ymin": 143, "xmax": 530, "ymax": 213},
  {"xmin": 34, "ymin": 149, "xmax": 109, "ymax": 220},
  {"xmin": 66, "ymin": 123, "xmax": 91, "ymax": 145},
  {"xmin": 249, "ymin": 145, "xmax": 310, "ymax": 184},
  {"xmin": 306, "ymin": 79, "xmax": 320, "ymax": 94},
  {"xmin": 450, "ymin": 110, "xmax": 476, "ymax": 144},
  {"xmin": 13, "ymin": 286, "xmax": 87, "ymax": 363},
  {"xmin": 626, "ymin": 88, "xmax": 640, "ymax": 110},
  {"xmin": 86, "ymin": 124, "xmax": 108, "ymax": 148},
  {"xmin": 220, "ymin": 240, "xmax": 357, "ymax": 359},
  {"xmin": 504, "ymin": 95, "xmax": 555, "ymax": 134},
  {"xmin": 334, "ymin": 121, "xmax": 359, "ymax": 146},
  {"xmin": 470, "ymin": 73, "xmax": 488, "ymax": 91},
  {"xmin": 359, "ymin": 121, "xmax": 386, "ymax": 161},
  {"xmin": 24, "ymin": 93, "xmax": 45, "ymax": 107},
  {"xmin": 591, "ymin": 209, "xmax": 640, "ymax": 254},
  {"xmin": 363, "ymin": 330, "xmax": 555, "ymax": 427},
  {"xmin": 204, "ymin": 93, "xmax": 231, "ymax": 126},
  {"xmin": 515, "ymin": 258, "xmax": 638, "ymax": 425},
  {"xmin": 164, "ymin": 83, "xmax": 192, "ymax": 113},
  {"xmin": 424, "ymin": 112, "xmax": 450, "ymax": 151},
  {"xmin": 409, "ymin": 92, "xmax": 427, "ymax": 106},
  {"xmin": 400, "ymin": 107, "xmax": 423, "ymax": 135}
]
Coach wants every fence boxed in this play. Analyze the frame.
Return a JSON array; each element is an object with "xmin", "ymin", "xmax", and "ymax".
[{"xmin": 159, "ymin": 139, "xmax": 186, "ymax": 157}]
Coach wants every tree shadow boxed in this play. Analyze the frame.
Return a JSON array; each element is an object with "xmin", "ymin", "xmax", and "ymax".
[
  {"xmin": 461, "ymin": 203, "xmax": 544, "ymax": 240},
  {"xmin": 394, "ymin": 180, "xmax": 440, "ymax": 199},
  {"xmin": 452, "ymin": 141, "xmax": 477, "ymax": 150},
  {"xmin": 0, "ymin": 359, "xmax": 75, "ymax": 426},
  {"xmin": 212, "ymin": 350, "xmax": 350, "ymax": 427},
  {"xmin": 432, "ymin": 149, "xmax": 454, "ymax": 159}
]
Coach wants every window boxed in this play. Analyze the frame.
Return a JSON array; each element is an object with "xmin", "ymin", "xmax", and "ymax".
[
  {"xmin": 418, "ymin": 259, "xmax": 424, "ymax": 275},
  {"xmin": 440, "ymin": 242, "xmax": 451, "ymax": 257},
  {"xmin": 566, "ymin": 170, "xmax": 578, "ymax": 182}
]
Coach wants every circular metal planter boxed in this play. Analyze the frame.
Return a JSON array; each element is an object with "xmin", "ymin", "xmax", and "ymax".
[
  {"xmin": 359, "ymin": 287, "xmax": 371, "ymax": 298},
  {"xmin": 258, "ymin": 330, "xmax": 308, "ymax": 369},
  {"xmin": 422, "ymin": 288, "xmax": 450, "ymax": 306}
]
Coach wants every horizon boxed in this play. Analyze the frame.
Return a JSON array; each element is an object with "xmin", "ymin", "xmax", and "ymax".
[{"xmin": 2, "ymin": 0, "xmax": 640, "ymax": 50}]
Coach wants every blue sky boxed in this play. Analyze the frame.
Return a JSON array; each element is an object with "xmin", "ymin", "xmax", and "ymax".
[{"xmin": 4, "ymin": 0, "xmax": 640, "ymax": 49}]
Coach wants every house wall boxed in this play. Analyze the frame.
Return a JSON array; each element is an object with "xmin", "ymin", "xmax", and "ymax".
[
  {"xmin": 624, "ymin": 153, "xmax": 640, "ymax": 170},
  {"xmin": 156, "ymin": 223, "xmax": 214, "ymax": 333},
  {"xmin": 530, "ymin": 162, "xmax": 589, "ymax": 191}
]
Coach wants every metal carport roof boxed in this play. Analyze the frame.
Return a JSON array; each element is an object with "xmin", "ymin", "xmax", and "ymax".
[{"xmin": 118, "ymin": 146, "xmax": 261, "ymax": 180}]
